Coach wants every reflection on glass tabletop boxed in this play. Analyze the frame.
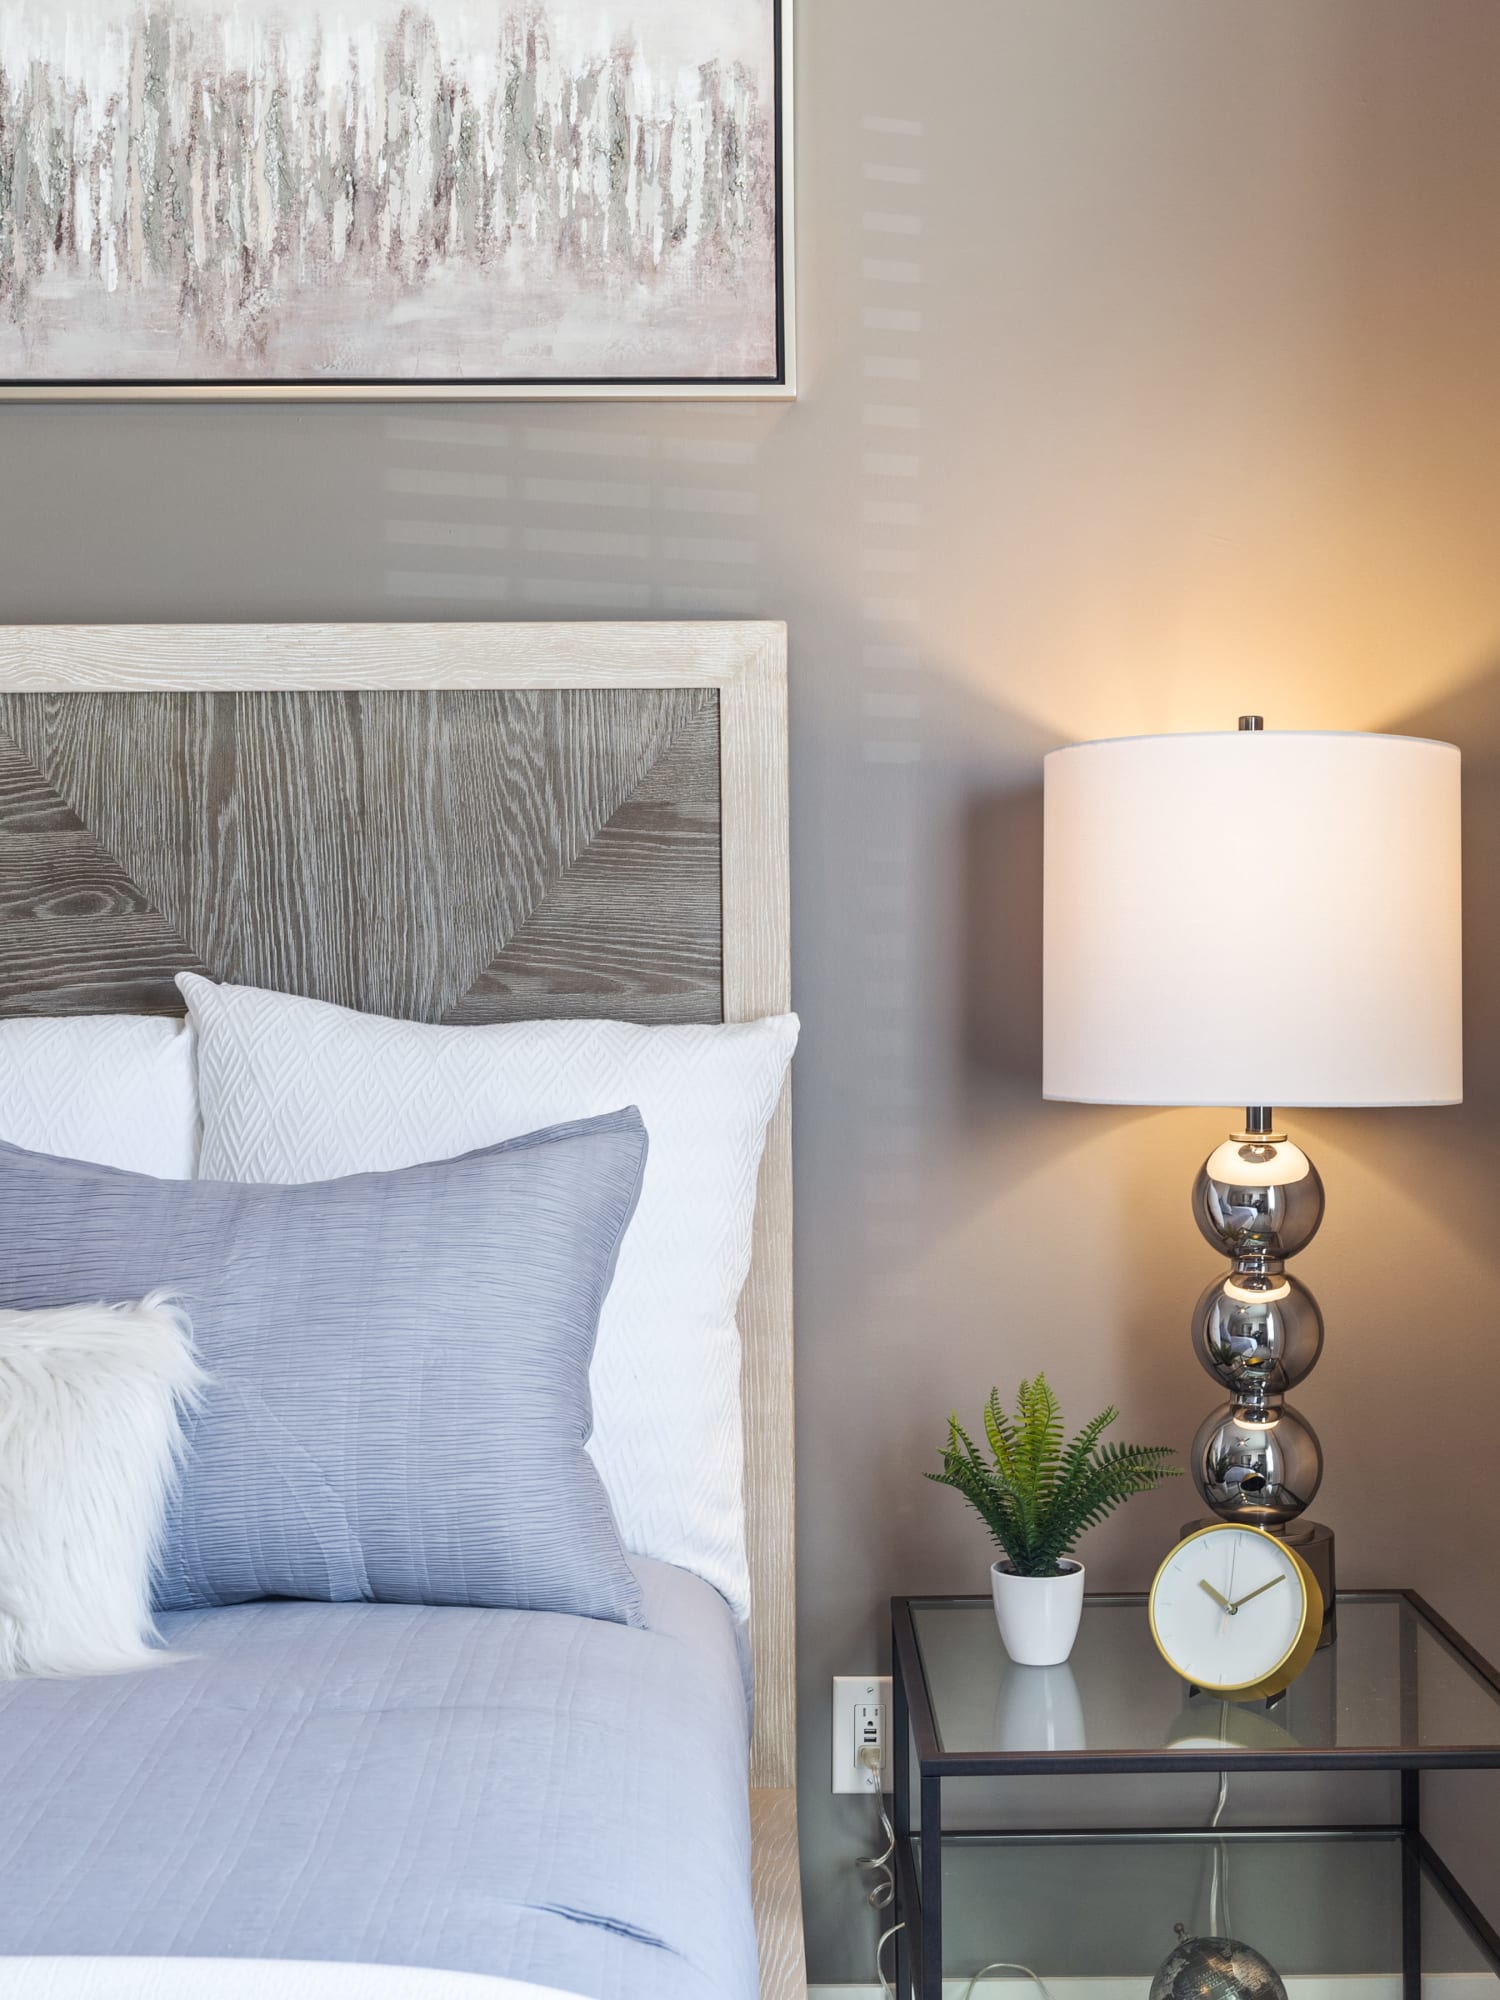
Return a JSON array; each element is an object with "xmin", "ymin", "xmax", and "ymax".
[{"xmin": 907, "ymin": 1594, "xmax": 1500, "ymax": 1759}]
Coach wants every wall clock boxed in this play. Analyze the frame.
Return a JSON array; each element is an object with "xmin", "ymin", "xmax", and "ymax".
[{"xmin": 1149, "ymin": 1523, "xmax": 1323, "ymax": 1702}]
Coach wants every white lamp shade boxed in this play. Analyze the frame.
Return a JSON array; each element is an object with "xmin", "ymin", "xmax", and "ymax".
[{"xmin": 1043, "ymin": 730, "xmax": 1463, "ymax": 1108}]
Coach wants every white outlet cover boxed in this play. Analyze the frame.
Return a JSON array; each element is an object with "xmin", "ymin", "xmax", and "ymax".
[{"xmin": 832, "ymin": 1674, "xmax": 891, "ymax": 1793}]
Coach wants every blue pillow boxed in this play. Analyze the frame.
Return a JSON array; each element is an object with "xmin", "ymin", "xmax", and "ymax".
[{"xmin": 0, "ymin": 1110, "xmax": 648, "ymax": 1626}]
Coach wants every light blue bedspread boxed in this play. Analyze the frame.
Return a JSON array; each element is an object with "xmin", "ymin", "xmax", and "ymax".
[{"xmin": 0, "ymin": 1560, "xmax": 755, "ymax": 2000}]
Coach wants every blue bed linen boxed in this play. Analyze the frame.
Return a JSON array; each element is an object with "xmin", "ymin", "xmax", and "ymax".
[
  {"xmin": 0, "ymin": 1560, "xmax": 755, "ymax": 2000},
  {"xmin": 0, "ymin": 1114, "xmax": 649, "ymax": 1625}
]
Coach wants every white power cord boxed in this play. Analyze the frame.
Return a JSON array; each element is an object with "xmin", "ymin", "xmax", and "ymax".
[
  {"xmin": 857, "ymin": 1806, "xmax": 898, "ymax": 1912},
  {"xmin": 958, "ymin": 1965, "xmax": 1054, "ymax": 2000},
  {"xmin": 874, "ymin": 1921, "xmax": 905, "ymax": 2000},
  {"xmin": 854, "ymin": 1742, "xmax": 904, "ymax": 1994},
  {"xmin": 1209, "ymin": 1769, "xmax": 1231, "ymax": 1940},
  {"xmin": 857, "ymin": 1757, "xmax": 1234, "ymax": 1993},
  {"xmin": 954, "ymin": 1782, "xmax": 1229, "ymax": 1997},
  {"xmin": 856, "ymin": 1744, "xmax": 1052, "ymax": 2000}
]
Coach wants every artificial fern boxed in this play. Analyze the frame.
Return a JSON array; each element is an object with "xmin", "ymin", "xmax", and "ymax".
[{"xmin": 928, "ymin": 1374, "xmax": 1180, "ymax": 1577}]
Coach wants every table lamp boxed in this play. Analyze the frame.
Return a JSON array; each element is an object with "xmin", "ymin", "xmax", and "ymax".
[{"xmin": 1042, "ymin": 718, "xmax": 1462, "ymax": 1623}]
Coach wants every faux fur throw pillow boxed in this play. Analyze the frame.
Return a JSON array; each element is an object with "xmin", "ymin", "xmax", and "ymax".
[{"xmin": 0, "ymin": 1296, "xmax": 205, "ymax": 1678}]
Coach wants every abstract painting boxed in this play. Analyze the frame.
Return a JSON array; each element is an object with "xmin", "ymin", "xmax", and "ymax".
[{"xmin": 0, "ymin": 0, "xmax": 789, "ymax": 397}]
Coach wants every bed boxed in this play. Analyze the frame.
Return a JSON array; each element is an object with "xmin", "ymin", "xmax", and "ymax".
[{"xmin": 0, "ymin": 622, "xmax": 801, "ymax": 2000}]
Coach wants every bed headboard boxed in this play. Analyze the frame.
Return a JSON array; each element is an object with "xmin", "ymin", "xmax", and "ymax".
[{"xmin": 0, "ymin": 621, "xmax": 795, "ymax": 1796}]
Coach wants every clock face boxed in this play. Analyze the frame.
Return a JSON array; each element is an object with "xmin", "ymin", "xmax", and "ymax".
[{"xmin": 1149, "ymin": 1526, "xmax": 1313, "ymax": 1695}]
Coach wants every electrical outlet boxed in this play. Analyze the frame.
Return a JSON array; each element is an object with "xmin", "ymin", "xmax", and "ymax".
[{"xmin": 832, "ymin": 1674, "xmax": 891, "ymax": 1793}]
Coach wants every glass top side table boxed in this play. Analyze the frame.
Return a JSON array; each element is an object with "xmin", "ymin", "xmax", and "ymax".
[{"xmin": 890, "ymin": 1591, "xmax": 1500, "ymax": 2000}]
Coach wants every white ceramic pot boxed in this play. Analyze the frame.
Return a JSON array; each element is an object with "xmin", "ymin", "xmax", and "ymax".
[{"xmin": 990, "ymin": 1558, "xmax": 1086, "ymax": 1667}]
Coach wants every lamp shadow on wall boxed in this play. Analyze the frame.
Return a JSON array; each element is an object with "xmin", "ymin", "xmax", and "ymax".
[
  {"xmin": 956, "ymin": 723, "xmax": 1159, "ymax": 1197},
  {"xmin": 1317, "ymin": 658, "xmax": 1500, "ymax": 1251},
  {"xmin": 1369, "ymin": 660, "xmax": 1500, "ymax": 1920},
  {"xmin": 1396, "ymin": 658, "xmax": 1500, "ymax": 1108},
  {"xmin": 963, "ymin": 778, "xmax": 1043, "ymax": 1085},
  {"xmin": 924, "ymin": 671, "xmax": 1204, "ymax": 1571}
]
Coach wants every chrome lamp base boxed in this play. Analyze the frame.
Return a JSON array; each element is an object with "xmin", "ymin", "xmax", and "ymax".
[{"xmin": 1187, "ymin": 1110, "xmax": 1337, "ymax": 1646}]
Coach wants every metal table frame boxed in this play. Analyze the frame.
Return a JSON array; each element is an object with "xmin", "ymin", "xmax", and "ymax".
[{"xmin": 890, "ymin": 1590, "xmax": 1500, "ymax": 2000}]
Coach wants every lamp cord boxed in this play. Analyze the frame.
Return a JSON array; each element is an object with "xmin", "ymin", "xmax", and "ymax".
[
  {"xmin": 860, "ymin": 1798, "xmax": 1054, "ymax": 2000},
  {"xmin": 959, "ymin": 1966, "xmax": 1054, "ymax": 2000},
  {"xmin": 858, "ymin": 1801, "xmax": 900, "ymax": 1996},
  {"xmin": 1209, "ymin": 1768, "xmax": 1231, "ymax": 1939}
]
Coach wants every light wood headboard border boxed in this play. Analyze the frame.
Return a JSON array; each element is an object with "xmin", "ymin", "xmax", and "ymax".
[{"xmin": 0, "ymin": 621, "xmax": 802, "ymax": 1993}]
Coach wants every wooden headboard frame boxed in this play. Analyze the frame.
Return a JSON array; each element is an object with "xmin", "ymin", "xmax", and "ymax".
[{"xmin": 0, "ymin": 622, "xmax": 802, "ymax": 1994}]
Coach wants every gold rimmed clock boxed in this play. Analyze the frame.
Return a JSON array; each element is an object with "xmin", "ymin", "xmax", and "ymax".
[{"xmin": 1148, "ymin": 1523, "xmax": 1324, "ymax": 1702}]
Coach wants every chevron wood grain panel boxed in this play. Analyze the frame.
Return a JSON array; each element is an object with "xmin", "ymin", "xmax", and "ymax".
[
  {"xmin": 0, "ymin": 727, "xmax": 212, "ymax": 1012},
  {"xmin": 0, "ymin": 687, "xmax": 720, "ymax": 1024},
  {"xmin": 447, "ymin": 693, "xmax": 721, "ymax": 1024},
  {"xmin": 0, "ymin": 835, "xmax": 156, "ymax": 918}
]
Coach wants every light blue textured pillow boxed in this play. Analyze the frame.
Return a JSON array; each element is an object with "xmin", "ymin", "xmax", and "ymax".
[{"xmin": 0, "ymin": 1110, "xmax": 648, "ymax": 1626}]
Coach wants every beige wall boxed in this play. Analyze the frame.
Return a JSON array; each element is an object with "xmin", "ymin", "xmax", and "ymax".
[{"xmin": 4, "ymin": 0, "xmax": 1500, "ymax": 1981}]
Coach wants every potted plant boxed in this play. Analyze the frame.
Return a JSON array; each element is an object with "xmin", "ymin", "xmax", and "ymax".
[{"xmin": 929, "ymin": 1374, "xmax": 1180, "ymax": 1665}]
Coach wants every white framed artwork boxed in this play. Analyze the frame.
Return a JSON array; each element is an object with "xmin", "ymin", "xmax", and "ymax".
[{"xmin": 0, "ymin": 0, "xmax": 793, "ymax": 399}]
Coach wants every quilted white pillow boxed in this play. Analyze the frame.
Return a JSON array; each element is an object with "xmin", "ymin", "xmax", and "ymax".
[
  {"xmin": 0, "ymin": 1296, "xmax": 206, "ymax": 1677},
  {"xmin": 178, "ymin": 973, "xmax": 798, "ymax": 1619},
  {"xmin": 0, "ymin": 1016, "xmax": 198, "ymax": 1178}
]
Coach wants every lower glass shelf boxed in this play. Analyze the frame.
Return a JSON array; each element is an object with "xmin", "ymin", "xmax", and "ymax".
[{"xmin": 908, "ymin": 1833, "xmax": 1498, "ymax": 1988}]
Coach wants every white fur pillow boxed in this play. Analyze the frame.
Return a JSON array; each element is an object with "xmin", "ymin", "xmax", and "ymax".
[{"xmin": 0, "ymin": 1296, "xmax": 206, "ymax": 1678}]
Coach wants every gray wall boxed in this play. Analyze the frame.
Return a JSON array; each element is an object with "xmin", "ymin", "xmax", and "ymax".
[{"xmin": 4, "ymin": 1, "xmax": 1500, "ymax": 1982}]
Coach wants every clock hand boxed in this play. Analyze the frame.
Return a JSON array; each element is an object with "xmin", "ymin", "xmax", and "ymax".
[
  {"xmin": 1228, "ymin": 1575, "xmax": 1285, "ymax": 1614},
  {"xmin": 1198, "ymin": 1579, "xmax": 1233, "ymax": 1612}
]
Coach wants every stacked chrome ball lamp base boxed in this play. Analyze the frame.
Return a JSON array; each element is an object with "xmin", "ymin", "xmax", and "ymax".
[{"xmin": 1184, "ymin": 1104, "xmax": 1336, "ymax": 1645}]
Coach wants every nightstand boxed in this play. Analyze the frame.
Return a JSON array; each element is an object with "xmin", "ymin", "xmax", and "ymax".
[{"xmin": 890, "ymin": 1592, "xmax": 1500, "ymax": 2000}]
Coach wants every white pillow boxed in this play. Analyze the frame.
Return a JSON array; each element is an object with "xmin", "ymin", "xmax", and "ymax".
[
  {"xmin": 177, "ymin": 973, "xmax": 797, "ymax": 1619},
  {"xmin": 0, "ymin": 1016, "xmax": 198, "ymax": 1177},
  {"xmin": 0, "ymin": 1296, "xmax": 206, "ymax": 1678}
]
